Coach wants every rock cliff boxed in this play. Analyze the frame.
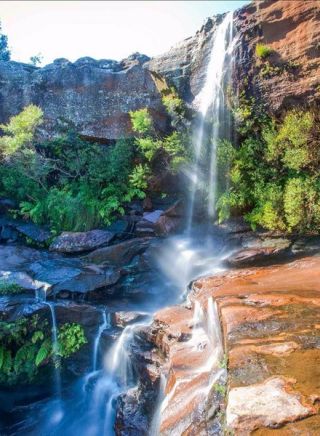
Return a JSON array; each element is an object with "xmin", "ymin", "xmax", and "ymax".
[
  {"xmin": 0, "ymin": 54, "xmax": 169, "ymax": 141},
  {"xmin": 0, "ymin": 1, "xmax": 319, "ymax": 140},
  {"xmin": 148, "ymin": 0, "xmax": 320, "ymax": 113}
]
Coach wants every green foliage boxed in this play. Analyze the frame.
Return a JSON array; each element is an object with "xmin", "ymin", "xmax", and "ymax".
[
  {"xmin": 0, "ymin": 90, "xmax": 190, "ymax": 232},
  {"xmin": 0, "ymin": 282, "xmax": 23, "ymax": 295},
  {"xmin": 129, "ymin": 164, "xmax": 150, "ymax": 190},
  {"xmin": 255, "ymin": 43, "xmax": 273, "ymax": 59},
  {"xmin": 0, "ymin": 105, "xmax": 43, "ymax": 156},
  {"xmin": 129, "ymin": 94, "xmax": 190, "ymax": 189},
  {"xmin": 57, "ymin": 323, "xmax": 87, "ymax": 358},
  {"xmin": 129, "ymin": 108, "xmax": 153, "ymax": 134},
  {"xmin": 0, "ymin": 121, "xmax": 143, "ymax": 231},
  {"xmin": 216, "ymin": 99, "xmax": 320, "ymax": 233},
  {"xmin": 0, "ymin": 21, "xmax": 10, "ymax": 61},
  {"xmin": 0, "ymin": 315, "xmax": 87, "ymax": 386}
]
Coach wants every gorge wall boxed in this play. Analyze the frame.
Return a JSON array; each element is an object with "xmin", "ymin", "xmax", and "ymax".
[{"xmin": 0, "ymin": 0, "xmax": 319, "ymax": 141}]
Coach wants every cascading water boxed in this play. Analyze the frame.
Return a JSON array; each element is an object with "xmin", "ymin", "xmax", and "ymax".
[
  {"xmin": 188, "ymin": 11, "xmax": 234, "ymax": 230},
  {"xmin": 7, "ymin": 12, "xmax": 237, "ymax": 436},
  {"xmin": 44, "ymin": 302, "xmax": 62, "ymax": 400},
  {"xmin": 92, "ymin": 310, "xmax": 110, "ymax": 371}
]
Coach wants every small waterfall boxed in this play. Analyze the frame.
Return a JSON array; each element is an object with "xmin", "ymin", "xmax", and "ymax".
[
  {"xmin": 93, "ymin": 310, "xmax": 110, "ymax": 371},
  {"xmin": 45, "ymin": 302, "xmax": 62, "ymax": 399},
  {"xmin": 187, "ymin": 11, "xmax": 235, "ymax": 229},
  {"xmin": 85, "ymin": 323, "xmax": 141, "ymax": 433},
  {"xmin": 149, "ymin": 373, "xmax": 167, "ymax": 436},
  {"xmin": 207, "ymin": 297, "xmax": 223, "ymax": 352},
  {"xmin": 190, "ymin": 300, "xmax": 206, "ymax": 346},
  {"xmin": 106, "ymin": 324, "xmax": 136, "ymax": 387}
]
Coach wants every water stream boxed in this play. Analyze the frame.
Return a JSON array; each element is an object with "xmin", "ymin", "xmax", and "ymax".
[
  {"xmin": 92, "ymin": 310, "xmax": 110, "ymax": 371},
  {"xmin": 3, "ymin": 10, "xmax": 236, "ymax": 436}
]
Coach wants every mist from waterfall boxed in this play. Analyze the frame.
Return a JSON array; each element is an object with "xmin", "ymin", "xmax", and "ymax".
[{"xmin": 188, "ymin": 11, "xmax": 234, "ymax": 230}]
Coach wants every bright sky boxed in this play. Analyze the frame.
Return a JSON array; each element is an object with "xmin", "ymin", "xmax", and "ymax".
[{"xmin": 1, "ymin": 1, "xmax": 249, "ymax": 66}]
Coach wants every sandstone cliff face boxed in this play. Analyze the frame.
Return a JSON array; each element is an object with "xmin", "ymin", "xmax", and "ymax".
[
  {"xmin": 233, "ymin": 0, "xmax": 320, "ymax": 113},
  {"xmin": 0, "ymin": 1, "xmax": 319, "ymax": 140},
  {"xmin": 147, "ymin": 15, "xmax": 223, "ymax": 104},
  {"xmin": 149, "ymin": 0, "xmax": 320, "ymax": 114},
  {"xmin": 0, "ymin": 54, "xmax": 169, "ymax": 141}
]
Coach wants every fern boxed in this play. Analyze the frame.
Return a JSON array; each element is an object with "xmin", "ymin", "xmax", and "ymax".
[{"xmin": 35, "ymin": 344, "xmax": 50, "ymax": 367}]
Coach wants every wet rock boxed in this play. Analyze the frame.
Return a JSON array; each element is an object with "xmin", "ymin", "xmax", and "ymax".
[
  {"xmin": 115, "ymin": 387, "xmax": 149, "ymax": 436},
  {"xmin": 134, "ymin": 220, "xmax": 157, "ymax": 237},
  {"xmin": 226, "ymin": 237, "xmax": 291, "ymax": 267},
  {"xmin": 15, "ymin": 222, "xmax": 51, "ymax": 244},
  {"xmin": 104, "ymin": 220, "xmax": 130, "ymax": 240},
  {"xmin": 50, "ymin": 229, "xmax": 115, "ymax": 253},
  {"xmin": 0, "ymin": 218, "xmax": 51, "ymax": 244},
  {"xmin": 291, "ymin": 236, "xmax": 320, "ymax": 256},
  {"xmin": 162, "ymin": 200, "xmax": 185, "ymax": 218},
  {"xmin": 0, "ymin": 245, "xmax": 44, "ymax": 271},
  {"xmin": 52, "ymin": 267, "xmax": 120, "ymax": 295},
  {"xmin": 84, "ymin": 237, "xmax": 153, "ymax": 266},
  {"xmin": 111, "ymin": 311, "xmax": 148, "ymax": 328},
  {"xmin": 143, "ymin": 210, "xmax": 164, "ymax": 224},
  {"xmin": 226, "ymin": 377, "xmax": 313, "ymax": 434},
  {"xmin": 154, "ymin": 215, "xmax": 182, "ymax": 236},
  {"xmin": 0, "ymin": 271, "xmax": 47, "ymax": 293}
]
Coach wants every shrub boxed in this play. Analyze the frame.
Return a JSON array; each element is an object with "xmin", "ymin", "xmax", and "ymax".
[
  {"xmin": 0, "ymin": 315, "xmax": 87, "ymax": 386},
  {"xmin": 255, "ymin": 43, "xmax": 273, "ymax": 59},
  {"xmin": 216, "ymin": 95, "xmax": 320, "ymax": 234},
  {"xmin": 0, "ymin": 282, "xmax": 23, "ymax": 295}
]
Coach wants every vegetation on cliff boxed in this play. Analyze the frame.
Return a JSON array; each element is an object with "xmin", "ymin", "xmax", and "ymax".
[
  {"xmin": 217, "ymin": 90, "xmax": 320, "ymax": 234},
  {"xmin": 0, "ymin": 91, "xmax": 189, "ymax": 232}
]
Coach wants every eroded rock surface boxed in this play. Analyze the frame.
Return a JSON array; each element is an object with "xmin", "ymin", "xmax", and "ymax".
[{"xmin": 0, "ymin": 55, "xmax": 169, "ymax": 140}]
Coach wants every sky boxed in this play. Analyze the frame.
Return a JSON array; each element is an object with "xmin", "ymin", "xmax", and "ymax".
[{"xmin": 1, "ymin": 1, "xmax": 249, "ymax": 66}]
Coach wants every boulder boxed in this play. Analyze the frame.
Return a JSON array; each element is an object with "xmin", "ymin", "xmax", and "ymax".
[
  {"xmin": 50, "ymin": 229, "xmax": 115, "ymax": 253},
  {"xmin": 84, "ymin": 237, "xmax": 153, "ymax": 266},
  {"xmin": 104, "ymin": 220, "xmax": 130, "ymax": 240},
  {"xmin": 226, "ymin": 237, "xmax": 292, "ymax": 267},
  {"xmin": 111, "ymin": 311, "xmax": 149, "ymax": 328},
  {"xmin": 154, "ymin": 215, "xmax": 182, "ymax": 236},
  {"xmin": 15, "ymin": 222, "xmax": 51, "ymax": 244},
  {"xmin": 52, "ymin": 267, "xmax": 120, "ymax": 295},
  {"xmin": 143, "ymin": 210, "xmax": 164, "ymax": 224}
]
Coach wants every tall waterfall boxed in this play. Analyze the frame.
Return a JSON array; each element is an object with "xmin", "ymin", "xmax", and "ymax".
[{"xmin": 188, "ymin": 11, "xmax": 234, "ymax": 229}]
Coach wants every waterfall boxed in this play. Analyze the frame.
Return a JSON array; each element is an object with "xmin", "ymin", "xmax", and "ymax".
[
  {"xmin": 188, "ymin": 11, "xmax": 234, "ymax": 229},
  {"xmin": 44, "ymin": 302, "xmax": 62, "ymax": 399},
  {"xmin": 149, "ymin": 373, "xmax": 167, "ymax": 436},
  {"xmin": 190, "ymin": 300, "xmax": 206, "ymax": 347},
  {"xmin": 106, "ymin": 324, "xmax": 136, "ymax": 387},
  {"xmin": 92, "ymin": 310, "xmax": 110, "ymax": 371},
  {"xmin": 207, "ymin": 296, "xmax": 224, "ymax": 370}
]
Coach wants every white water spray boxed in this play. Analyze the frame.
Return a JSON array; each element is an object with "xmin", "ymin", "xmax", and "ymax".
[{"xmin": 188, "ymin": 11, "xmax": 234, "ymax": 229}]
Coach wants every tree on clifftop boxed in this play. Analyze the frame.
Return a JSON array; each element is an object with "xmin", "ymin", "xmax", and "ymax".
[{"xmin": 0, "ymin": 21, "xmax": 11, "ymax": 61}]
